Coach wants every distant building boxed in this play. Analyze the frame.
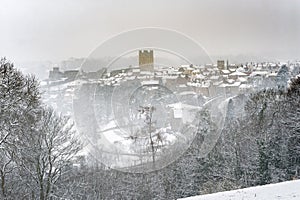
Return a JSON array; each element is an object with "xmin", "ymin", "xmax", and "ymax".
[
  {"xmin": 49, "ymin": 67, "xmax": 79, "ymax": 81},
  {"xmin": 64, "ymin": 70, "xmax": 79, "ymax": 80},
  {"xmin": 139, "ymin": 50, "xmax": 154, "ymax": 71},
  {"xmin": 217, "ymin": 60, "xmax": 225, "ymax": 70},
  {"xmin": 49, "ymin": 67, "xmax": 64, "ymax": 80}
]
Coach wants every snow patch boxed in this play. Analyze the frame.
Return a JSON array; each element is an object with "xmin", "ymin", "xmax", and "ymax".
[{"xmin": 179, "ymin": 180, "xmax": 300, "ymax": 200}]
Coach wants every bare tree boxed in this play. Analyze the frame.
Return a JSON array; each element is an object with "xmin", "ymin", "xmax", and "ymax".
[
  {"xmin": 15, "ymin": 108, "xmax": 82, "ymax": 200},
  {"xmin": 137, "ymin": 105, "xmax": 158, "ymax": 167},
  {"xmin": 0, "ymin": 58, "xmax": 40, "ymax": 146},
  {"xmin": 0, "ymin": 58, "xmax": 40, "ymax": 198}
]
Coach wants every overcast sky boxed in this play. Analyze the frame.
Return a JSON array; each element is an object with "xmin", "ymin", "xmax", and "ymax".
[{"xmin": 1, "ymin": 0, "xmax": 300, "ymax": 63}]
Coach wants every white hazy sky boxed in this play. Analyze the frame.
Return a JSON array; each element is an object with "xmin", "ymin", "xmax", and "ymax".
[{"xmin": 0, "ymin": 0, "xmax": 300, "ymax": 63}]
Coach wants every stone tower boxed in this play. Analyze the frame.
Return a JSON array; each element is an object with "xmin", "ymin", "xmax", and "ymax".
[
  {"xmin": 139, "ymin": 50, "xmax": 154, "ymax": 71},
  {"xmin": 217, "ymin": 60, "xmax": 225, "ymax": 70}
]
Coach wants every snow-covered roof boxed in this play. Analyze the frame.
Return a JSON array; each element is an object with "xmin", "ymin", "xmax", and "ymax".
[
  {"xmin": 210, "ymin": 75, "xmax": 220, "ymax": 80},
  {"xmin": 163, "ymin": 76, "xmax": 178, "ymax": 80},
  {"xmin": 237, "ymin": 77, "xmax": 248, "ymax": 83},
  {"xmin": 221, "ymin": 70, "xmax": 230, "ymax": 74},
  {"xmin": 229, "ymin": 71, "xmax": 248, "ymax": 76},
  {"xmin": 167, "ymin": 102, "xmax": 201, "ymax": 110},
  {"xmin": 178, "ymin": 84, "xmax": 187, "ymax": 88},
  {"xmin": 226, "ymin": 79, "xmax": 235, "ymax": 84},
  {"xmin": 251, "ymin": 71, "xmax": 268, "ymax": 76},
  {"xmin": 236, "ymin": 66, "xmax": 246, "ymax": 72},
  {"xmin": 219, "ymin": 82, "xmax": 241, "ymax": 88},
  {"xmin": 228, "ymin": 68, "xmax": 236, "ymax": 72},
  {"xmin": 194, "ymin": 74, "xmax": 206, "ymax": 79},
  {"xmin": 141, "ymin": 80, "xmax": 159, "ymax": 85},
  {"xmin": 187, "ymin": 81, "xmax": 210, "ymax": 88},
  {"xmin": 137, "ymin": 76, "xmax": 147, "ymax": 79},
  {"xmin": 179, "ymin": 91, "xmax": 197, "ymax": 96},
  {"xmin": 140, "ymin": 71, "xmax": 153, "ymax": 75},
  {"xmin": 239, "ymin": 84, "xmax": 253, "ymax": 89},
  {"xmin": 268, "ymin": 72, "xmax": 278, "ymax": 77},
  {"xmin": 125, "ymin": 76, "xmax": 136, "ymax": 80}
]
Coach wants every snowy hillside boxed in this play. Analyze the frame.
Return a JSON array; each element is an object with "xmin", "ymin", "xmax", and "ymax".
[{"xmin": 180, "ymin": 180, "xmax": 300, "ymax": 200}]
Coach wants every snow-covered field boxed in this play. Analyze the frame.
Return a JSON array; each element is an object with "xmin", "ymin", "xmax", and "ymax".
[{"xmin": 180, "ymin": 180, "xmax": 300, "ymax": 200}]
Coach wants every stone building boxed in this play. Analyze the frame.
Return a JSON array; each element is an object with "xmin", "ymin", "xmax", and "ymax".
[
  {"xmin": 49, "ymin": 67, "xmax": 64, "ymax": 80},
  {"xmin": 217, "ymin": 60, "xmax": 225, "ymax": 70},
  {"xmin": 139, "ymin": 50, "xmax": 154, "ymax": 71}
]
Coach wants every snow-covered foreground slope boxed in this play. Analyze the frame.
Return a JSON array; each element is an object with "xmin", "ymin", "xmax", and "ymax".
[{"xmin": 179, "ymin": 180, "xmax": 300, "ymax": 200}]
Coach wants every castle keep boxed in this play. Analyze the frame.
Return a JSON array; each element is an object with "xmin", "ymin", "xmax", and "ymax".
[{"xmin": 139, "ymin": 50, "xmax": 154, "ymax": 71}]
